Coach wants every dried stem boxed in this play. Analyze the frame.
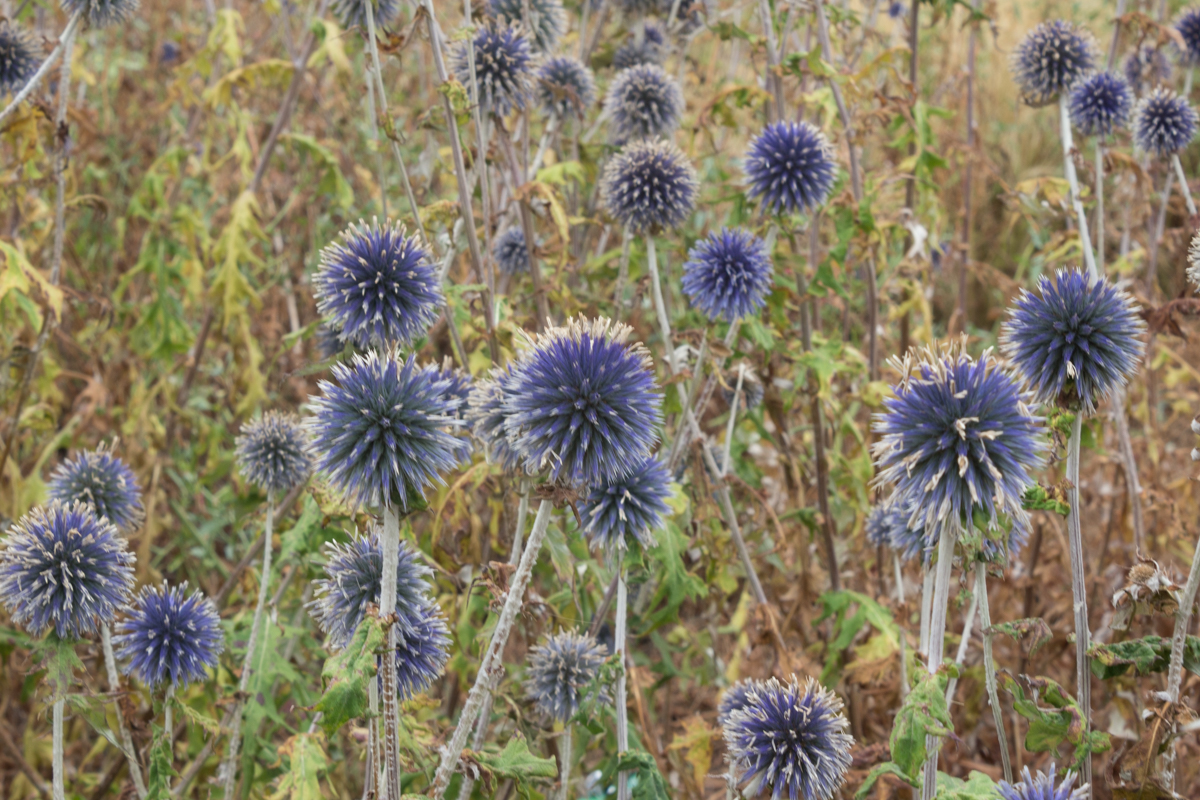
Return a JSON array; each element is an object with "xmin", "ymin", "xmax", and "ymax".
[
  {"xmin": 943, "ymin": 582, "xmax": 978, "ymax": 706},
  {"xmin": 920, "ymin": 521, "xmax": 959, "ymax": 800},
  {"xmin": 1058, "ymin": 95, "xmax": 1098, "ymax": 277},
  {"xmin": 977, "ymin": 563, "xmax": 1013, "ymax": 783},
  {"xmin": 1066, "ymin": 414, "xmax": 1093, "ymax": 799},
  {"xmin": 614, "ymin": 547, "xmax": 630, "ymax": 800},
  {"xmin": 380, "ymin": 506, "xmax": 402, "ymax": 800},
  {"xmin": 1172, "ymin": 153, "xmax": 1197, "ymax": 216},
  {"xmin": 755, "ymin": 0, "xmax": 785, "ymax": 119},
  {"xmin": 102, "ymin": 624, "xmax": 147, "ymax": 799},
  {"xmin": 721, "ymin": 364, "xmax": 745, "ymax": 475},
  {"xmin": 1164, "ymin": 523, "xmax": 1200, "ymax": 792},
  {"xmin": 1095, "ymin": 139, "xmax": 1105, "ymax": 275},
  {"xmin": 958, "ymin": 0, "xmax": 979, "ymax": 331},
  {"xmin": 613, "ymin": 226, "xmax": 632, "ymax": 320}
]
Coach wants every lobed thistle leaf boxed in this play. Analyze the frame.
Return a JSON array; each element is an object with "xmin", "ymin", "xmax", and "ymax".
[
  {"xmin": 112, "ymin": 582, "xmax": 224, "ymax": 688},
  {"xmin": 681, "ymin": 227, "xmax": 774, "ymax": 322},
  {"xmin": 744, "ymin": 121, "xmax": 837, "ymax": 216},
  {"xmin": 578, "ymin": 455, "xmax": 672, "ymax": 553},
  {"xmin": 604, "ymin": 63, "xmax": 684, "ymax": 142},
  {"xmin": 1009, "ymin": 20, "xmax": 1097, "ymax": 106},
  {"xmin": 1132, "ymin": 87, "xmax": 1198, "ymax": 157},
  {"xmin": 536, "ymin": 56, "xmax": 596, "ymax": 120},
  {"xmin": 47, "ymin": 446, "xmax": 144, "ymax": 532},
  {"xmin": 998, "ymin": 764, "xmax": 1088, "ymax": 800},
  {"xmin": 452, "ymin": 23, "xmax": 535, "ymax": 118},
  {"xmin": 0, "ymin": 22, "xmax": 38, "ymax": 93},
  {"xmin": 525, "ymin": 630, "xmax": 608, "ymax": 723},
  {"xmin": 1068, "ymin": 71, "xmax": 1133, "ymax": 138},
  {"xmin": 235, "ymin": 411, "xmax": 312, "ymax": 495},
  {"xmin": 601, "ymin": 138, "xmax": 698, "ymax": 233},
  {"xmin": 488, "ymin": 0, "xmax": 566, "ymax": 53}
]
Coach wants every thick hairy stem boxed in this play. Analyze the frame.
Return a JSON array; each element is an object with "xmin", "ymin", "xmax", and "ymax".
[
  {"xmin": 943, "ymin": 583, "xmax": 978, "ymax": 706},
  {"xmin": 1164, "ymin": 523, "xmax": 1200, "ymax": 792},
  {"xmin": 0, "ymin": 11, "xmax": 82, "ymax": 130},
  {"xmin": 557, "ymin": 725, "xmax": 573, "ymax": 800},
  {"xmin": 976, "ymin": 563, "xmax": 1013, "ymax": 784},
  {"xmin": 431, "ymin": 501, "xmax": 554, "ymax": 799},
  {"xmin": 919, "ymin": 562, "xmax": 933, "ymax": 657},
  {"xmin": 1066, "ymin": 415, "xmax": 1093, "ymax": 799},
  {"xmin": 920, "ymin": 522, "xmax": 959, "ymax": 800},
  {"xmin": 164, "ymin": 684, "xmax": 176, "ymax": 741},
  {"xmin": 1059, "ymin": 95, "xmax": 1098, "ymax": 277},
  {"xmin": 380, "ymin": 506, "xmax": 402, "ymax": 800},
  {"xmin": 365, "ymin": 678, "xmax": 379, "ymax": 800},
  {"xmin": 1172, "ymin": 153, "xmax": 1197, "ymax": 216},
  {"xmin": 1095, "ymin": 139, "xmax": 1104, "ymax": 275},
  {"xmin": 52, "ymin": 691, "xmax": 65, "ymax": 800},
  {"xmin": 893, "ymin": 553, "xmax": 906, "ymax": 604},
  {"xmin": 103, "ymin": 624, "xmax": 147, "ymax": 798},
  {"xmin": 615, "ymin": 548, "xmax": 630, "ymax": 800}
]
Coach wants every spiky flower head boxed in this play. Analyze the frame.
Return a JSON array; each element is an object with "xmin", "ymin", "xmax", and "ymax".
[
  {"xmin": 864, "ymin": 503, "xmax": 898, "ymax": 549},
  {"xmin": 1188, "ymin": 230, "xmax": 1200, "ymax": 290},
  {"xmin": 744, "ymin": 121, "xmax": 837, "ymax": 216},
  {"xmin": 525, "ymin": 630, "xmax": 608, "ymax": 723},
  {"xmin": 330, "ymin": 0, "xmax": 399, "ymax": 30},
  {"xmin": 389, "ymin": 600, "xmax": 451, "ymax": 699},
  {"xmin": 682, "ymin": 227, "xmax": 774, "ymax": 322},
  {"xmin": 1001, "ymin": 269, "xmax": 1145, "ymax": 415},
  {"xmin": 422, "ymin": 360, "xmax": 474, "ymax": 464},
  {"xmin": 493, "ymin": 227, "xmax": 531, "ymax": 275},
  {"xmin": 868, "ymin": 494, "xmax": 1028, "ymax": 563},
  {"xmin": 613, "ymin": 23, "xmax": 666, "ymax": 71},
  {"xmin": 47, "ymin": 446, "xmax": 144, "ymax": 532},
  {"xmin": 887, "ymin": 2, "xmax": 906, "ymax": 19},
  {"xmin": 1068, "ymin": 71, "xmax": 1133, "ymax": 137},
  {"xmin": 601, "ymin": 138, "xmax": 698, "ymax": 232},
  {"xmin": 308, "ymin": 349, "xmax": 465, "ymax": 510},
  {"xmin": 466, "ymin": 364, "xmax": 526, "ymax": 473},
  {"xmin": 62, "ymin": 0, "xmax": 139, "ymax": 27},
  {"xmin": 314, "ymin": 219, "xmax": 442, "ymax": 349},
  {"xmin": 579, "ymin": 455, "xmax": 671, "ymax": 552},
  {"xmin": 605, "ymin": 63, "xmax": 683, "ymax": 142},
  {"xmin": 309, "ymin": 530, "xmax": 435, "ymax": 649},
  {"xmin": 717, "ymin": 678, "xmax": 761, "ymax": 727},
  {"xmin": 1177, "ymin": 8, "xmax": 1200, "ymax": 66},
  {"xmin": 998, "ymin": 764, "xmax": 1087, "ymax": 800},
  {"xmin": 0, "ymin": 22, "xmax": 38, "ymax": 94},
  {"xmin": 536, "ymin": 56, "xmax": 596, "ymax": 120},
  {"xmin": 0, "ymin": 502, "xmax": 135, "ymax": 639},
  {"xmin": 871, "ymin": 344, "xmax": 1045, "ymax": 536},
  {"xmin": 504, "ymin": 317, "xmax": 663, "ymax": 486},
  {"xmin": 453, "ymin": 23, "xmax": 535, "ymax": 118},
  {"xmin": 1009, "ymin": 20, "xmax": 1097, "ymax": 106},
  {"xmin": 488, "ymin": 0, "xmax": 566, "ymax": 53},
  {"xmin": 112, "ymin": 582, "xmax": 224, "ymax": 688},
  {"xmin": 316, "ymin": 321, "xmax": 354, "ymax": 361},
  {"xmin": 1123, "ymin": 45, "xmax": 1171, "ymax": 96},
  {"xmin": 235, "ymin": 412, "xmax": 312, "ymax": 495},
  {"xmin": 723, "ymin": 676, "xmax": 854, "ymax": 800},
  {"xmin": 1132, "ymin": 87, "xmax": 1198, "ymax": 157}
]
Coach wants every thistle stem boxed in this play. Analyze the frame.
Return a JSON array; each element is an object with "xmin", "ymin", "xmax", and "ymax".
[
  {"xmin": 755, "ymin": 0, "xmax": 785, "ymax": 119},
  {"xmin": 102, "ymin": 623, "xmax": 148, "ymax": 799},
  {"xmin": 614, "ymin": 547, "xmax": 630, "ymax": 800},
  {"xmin": 976, "ymin": 563, "xmax": 1012, "ymax": 784},
  {"xmin": 164, "ymin": 684, "xmax": 175, "ymax": 740},
  {"xmin": 613, "ymin": 226, "xmax": 632, "ymax": 319},
  {"xmin": 1164, "ymin": 519, "xmax": 1200, "ymax": 792},
  {"xmin": 1095, "ymin": 139, "xmax": 1105, "ymax": 276},
  {"xmin": 1058, "ymin": 95, "xmax": 1098, "ymax": 278},
  {"xmin": 52, "ymin": 690, "xmax": 65, "ymax": 800},
  {"xmin": 645, "ymin": 237, "xmax": 675, "ymax": 372},
  {"xmin": 943, "ymin": 581, "xmax": 978, "ymax": 706},
  {"xmin": 380, "ymin": 505, "xmax": 402, "ymax": 800},
  {"xmin": 920, "ymin": 522, "xmax": 960, "ymax": 800},
  {"xmin": 1066, "ymin": 414, "xmax": 1093, "ymax": 799},
  {"xmin": 0, "ymin": 11, "xmax": 82, "ymax": 130},
  {"xmin": 893, "ymin": 553, "xmax": 905, "ymax": 604},
  {"xmin": 721, "ymin": 364, "xmax": 746, "ymax": 476},
  {"xmin": 530, "ymin": 114, "xmax": 560, "ymax": 180},
  {"xmin": 919, "ymin": 561, "xmax": 933, "ymax": 658},
  {"xmin": 1172, "ymin": 153, "xmax": 1197, "ymax": 216},
  {"xmin": 365, "ymin": 676, "xmax": 380, "ymax": 800},
  {"xmin": 557, "ymin": 724, "xmax": 574, "ymax": 800},
  {"xmin": 363, "ymin": 61, "xmax": 388, "ymax": 218}
]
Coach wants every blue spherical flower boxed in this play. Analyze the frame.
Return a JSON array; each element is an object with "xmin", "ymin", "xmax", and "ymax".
[
  {"xmin": 466, "ymin": 364, "xmax": 526, "ymax": 473},
  {"xmin": 886, "ymin": 2, "xmax": 907, "ymax": 20},
  {"xmin": 316, "ymin": 321, "xmax": 353, "ymax": 361},
  {"xmin": 605, "ymin": 63, "xmax": 683, "ymax": 142},
  {"xmin": 62, "ymin": 0, "xmax": 138, "ymax": 27},
  {"xmin": 536, "ymin": 56, "xmax": 596, "ymax": 119},
  {"xmin": 873, "ymin": 494, "xmax": 1029, "ymax": 563},
  {"xmin": 717, "ymin": 678, "xmax": 761, "ymax": 727},
  {"xmin": 1009, "ymin": 20, "xmax": 1097, "ymax": 106},
  {"xmin": 579, "ymin": 455, "xmax": 671, "ymax": 552},
  {"xmin": 488, "ymin": 0, "xmax": 565, "ymax": 53},
  {"xmin": 744, "ymin": 121, "xmax": 837, "ymax": 216},
  {"xmin": 681, "ymin": 227, "xmax": 774, "ymax": 322},
  {"xmin": 1068, "ymin": 71, "xmax": 1133, "ymax": 137},
  {"xmin": 493, "ymin": 227, "xmax": 531, "ymax": 276},
  {"xmin": 330, "ymin": 0, "xmax": 399, "ymax": 30},
  {"xmin": 1123, "ymin": 45, "xmax": 1171, "ymax": 96},
  {"xmin": 423, "ymin": 359, "xmax": 474, "ymax": 464},
  {"xmin": 1177, "ymin": 8, "xmax": 1200, "ymax": 66},
  {"xmin": 314, "ymin": 219, "xmax": 442, "ymax": 349},
  {"xmin": 112, "ymin": 582, "xmax": 224, "ymax": 688},
  {"xmin": 723, "ymin": 676, "xmax": 854, "ymax": 800},
  {"xmin": 1002, "ymin": 269, "xmax": 1145, "ymax": 414},
  {"xmin": 998, "ymin": 764, "xmax": 1087, "ymax": 800},
  {"xmin": 504, "ymin": 318, "xmax": 663, "ymax": 486},
  {"xmin": 1132, "ymin": 87, "xmax": 1198, "ymax": 157},
  {"xmin": 525, "ymin": 630, "xmax": 608, "ymax": 723},
  {"xmin": 0, "ymin": 502, "xmax": 135, "ymax": 639},
  {"xmin": 453, "ymin": 23, "xmax": 535, "ymax": 118},
  {"xmin": 613, "ymin": 23, "xmax": 666, "ymax": 71},
  {"xmin": 0, "ymin": 22, "xmax": 38, "ymax": 94},
  {"xmin": 389, "ymin": 600, "xmax": 451, "ymax": 700},
  {"xmin": 308, "ymin": 349, "xmax": 465, "ymax": 510},
  {"xmin": 601, "ymin": 138, "xmax": 698, "ymax": 232},
  {"xmin": 47, "ymin": 447, "xmax": 144, "ymax": 532},
  {"xmin": 235, "ymin": 411, "xmax": 312, "ymax": 495},
  {"xmin": 864, "ymin": 503, "xmax": 898, "ymax": 549},
  {"xmin": 871, "ymin": 345, "xmax": 1045, "ymax": 536},
  {"xmin": 309, "ymin": 530, "xmax": 436, "ymax": 649}
]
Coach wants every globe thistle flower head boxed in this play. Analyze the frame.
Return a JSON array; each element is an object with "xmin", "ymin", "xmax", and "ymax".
[
  {"xmin": 998, "ymin": 764, "xmax": 1087, "ymax": 800},
  {"xmin": 1123, "ymin": 45, "xmax": 1171, "ymax": 95},
  {"xmin": 681, "ymin": 227, "xmax": 774, "ymax": 322},
  {"xmin": 1132, "ymin": 87, "xmax": 1198, "ymax": 157},
  {"xmin": 235, "ymin": 411, "xmax": 312, "ymax": 495},
  {"xmin": 723, "ymin": 676, "xmax": 854, "ymax": 800},
  {"xmin": 601, "ymin": 138, "xmax": 698, "ymax": 232},
  {"xmin": 314, "ymin": 219, "xmax": 441, "ymax": 349},
  {"xmin": 422, "ymin": 359, "xmax": 475, "ymax": 464},
  {"xmin": 1009, "ymin": 20, "xmax": 1098, "ymax": 106},
  {"xmin": 47, "ymin": 446, "xmax": 144, "ymax": 532},
  {"xmin": 1177, "ymin": 8, "xmax": 1200, "ymax": 66},
  {"xmin": 887, "ymin": 2, "xmax": 907, "ymax": 20},
  {"xmin": 536, "ymin": 56, "xmax": 596, "ymax": 119},
  {"xmin": 504, "ymin": 317, "xmax": 663, "ymax": 486},
  {"xmin": 0, "ymin": 502, "xmax": 135, "ymax": 639},
  {"xmin": 1188, "ymin": 230, "xmax": 1200, "ymax": 290},
  {"xmin": 871, "ymin": 344, "xmax": 1045, "ymax": 537},
  {"xmin": 0, "ymin": 22, "xmax": 38, "ymax": 93},
  {"xmin": 488, "ymin": 0, "xmax": 566, "ymax": 53},
  {"xmin": 316, "ymin": 321, "xmax": 354, "ymax": 361},
  {"xmin": 62, "ymin": 0, "xmax": 139, "ymax": 28},
  {"xmin": 330, "ymin": 0, "xmax": 400, "ymax": 30},
  {"xmin": 466, "ymin": 364, "xmax": 526, "ymax": 473},
  {"xmin": 1068, "ymin": 71, "xmax": 1133, "ymax": 137},
  {"xmin": 308, "ymin": 349, "xmax": 465, "ymax": 510},
  {"xmin": 112, "ymin": 582, "xmax": 223, "ymax": 688},
  {"xmin": 388, "ymin": 601, "xmax": 451, "ymax": 699},
  {"xmin": 309, "ymin": 530, "xmax": 435, "ymax": 649},
  {"xmin": 722, "ymin": 365, "xmax": 765, "ymax": 410},
  {"xmin": 864, "ymin": 503, "xmax": 899, "ymax": 549},
  {"xmin": 605, "ymin": 63, "xmax": 684, "ymax": 142},
  {"xmin": 579, "ymin": 455, "xmax": 672, "ymax": 553},
  {"xmin": 493, "ymin": 227, "xmax": 531, "ymax": 275},
  {"xmin": 744, "ymin": 121, "xmax": 837, "ymax": 216},
  {"xmin": 1001, "ymin": 269, "xmax": 1146, "ymax": 414},
  {"xmin": 453, "ymin": 24, "xmax": 535, "ymax": 118},
  {"xmin": 717, "ymin": 678, "xmax": 761, "ymax": 727},
  {"xmin": 613, "ymin": 23, "xmax": 666, "ymax": 71},
  {"xmin": 525, "ymin": 630, "xmax": 608, "ymax": 723}
]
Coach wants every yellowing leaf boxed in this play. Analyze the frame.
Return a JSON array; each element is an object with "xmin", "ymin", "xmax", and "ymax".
[
  {"xmin": 0, "ymin": 241, "xmax": 63, "ymax": 322},
  {"xmin": 307, "ymin": 18, "xmax": 351, "ymax": 74},
  {"xmin": 667, "ymin": 715, "xmax": 715, "ymax": 788},
  {"xmin": 204, "ymin": 59, "xmax": 295, "ymax": 108},
  {"xmin": 269, "ymin": 733, "xmax": 329, "ymax": 800}
]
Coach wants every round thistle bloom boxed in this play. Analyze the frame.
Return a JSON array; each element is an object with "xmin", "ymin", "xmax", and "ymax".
[
  {"xmin": 1123, "ymin": 45, "xmax": 1171, "ymax": 96},
  {"xmin": 389, "ymin": 601, "xmax": 451, "ymax": 699},
  {"xmin": 886, "ymin": 1, "xmax": 906, "ymax": 19},
  {"xmin": 744, "ymin": 121, "xmax": 837, "ymax": 216},
  {"xmin": 1068, "ymin": 71, "xmax": 1133, "ymax": 137},
  {"xmin": 601, "ymin": 138, "xmax": 698, "ymax": 233},
  {"xmin": 504, "ymin": 318, "xmax": 663, "ymax": 486},
  {"xmin": 1009, "ymin": 20, "xmax": 1097, "ymax": 106},
  {"xmin": 423, "ymin": 360, "xmax": 475, "ymax": 464},
  {"xmin": 723, "ymin": 676, "xmax": 854, "ymax": 800},
  {"xmin": 0, "ymin": 502, "xmax": 135, "ymax": 639},
  {"xmin": 112, "ymin": 582, "xmax": 224, "ymax": 688},
  {"xmin": 604, "ymin": 63, "xmax": 684, "ymax": 142},
  {"xmin": 681, "ymin": 227, "xmax": 774, "ymax": 322},
  {"xmin": 1132, "ymin": 87, "xmax": 1198, "ymax": 157},
  {"xmin": 488, "ymin": 0, "xmax": 565, "ymax": 53},
  {"xmin": 1001, "ymin": 269, "xmax": 1145, "ymax": 414},
  {"xmin": 871, "ymin": 345, "xmax": 1045, "ymax": 536},
  {"xmin": 717, "ymin": 678, "xmax": 761, "ymax": 727},
  {"xmin": 314, "ymin": 219, "xmax": 442, "ymax": 349},
  {"xmin": 864, "ymin": 503, "xmax": 899, "ymax": 549},
  {"xmin": 1177, "ymin": 8, "xmax": 1200, "ymax": 66},
  {"xmin": 0, "ymin": 22, "xmax": 38, "ymax": 94},
  {"xmin": 466, "ymin": 364, "xmax": 525, "ymax": 473},
  {"xmin": 536, "ymin": 56, "xmax": 596, "ymax": 120},
  {"xmin": 47, "ymin": 447, "xmax": 144, "ymax": 532},
  {"xmin": 493, "ymin": 227, "xmax": 531, "ymax": 275},
  {"xmin": 330, "ymin": 0, "xmax": 399, "ymax": 30},
  {"xmin": 998, "ymin": 764, "xmax": 1087, "ymax": 800},
  {"xmin": 62, "ymin": 0, "xmax": 139, "ymax": 27},
  {"xmin": 579, "ymin": 455, "xmax": 671, "ymax": 552},
  {"xmin": 308, "ymin": 349, "xmax": 465, "ymax": 510},
  {"xmin": 525, "ymin": 630, "xmax": 608, "ymax": 723},
  {"xmin": 613, "ymin": 23, "xmax": 666, "ymax": 71},
  {"xmin": 235, "ymin": 411, "xmax": 312, "ymax": 495},
  {"xmin": 453, "ymin": 24, "xmax": 535, "ymax": 118},
  {"xmin": 316, "ymin": 321, "xmax": 354, "ymax": 361}
]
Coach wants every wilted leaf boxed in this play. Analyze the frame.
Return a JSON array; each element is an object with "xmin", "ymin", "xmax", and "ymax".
[
  {"xmin": 313, "ymin": 613, "xmax": 385, "ymax": 737},
  {"xmin": 987, "ymin": 618, "xmax": 1053, "ymax": 656},
  {"xmin": 269, "ymin": 732, "xmax": 330, "ymax": 800},
  {"xmin": 667, "ymin": 715, "xmax": 715, "ymax": 788},
  {"xmin": 889, "ymin": 668, "xmax": 955, "ymax": 780}
]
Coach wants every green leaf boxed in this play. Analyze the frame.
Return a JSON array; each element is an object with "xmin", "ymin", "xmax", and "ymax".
[
  {"xmin": 279, "ymin": 494, "xmax": 325, "ymax": 565},
  {"xmin": 855, "ymin": 762, "xmax": 918, "ymax": 798},
  {"xmin": 616, "ymin": 750, "xmax": 670, "ymax": 800},
  {"xmin": 35, "ymin": 633, "xmax": 82, "ymax": 692},
  {"xmin": 1000, "ymin": 674, "xmax": 1110, "ymax": 768},
  {"xmin": 888, "ymin": 669, "xmax": 955, "ymax": 779},
  {"xmin": 935, "ymin": 770, "xmax": 1003, "ymax": 799},
  {"xmin": 987, "ymin": 618, "xmax": 1053, "ymax": 656},
  {"xmin": 815, "ymin": 590, "xmax": 900, "ymax": 686},
  {"xmin": 143, "ymin": 725, "xmax": 178, "ymax": 800},
  {"xmin": 279, "ymin": 133, "xmax": 354, "ymax": 210},
  {"xmin": 1021, "ymin": 484, "xmax": 1070, "ymax": 516},
  {"xmin": 644, "ymin": 517, "xmax": 707, "ymax": 631},
  {"xmin": 313, "ymin": 613, "xmax": 385, "ymax": 736},
  {"xmin": 1087, "ymin": 635, "xmax": 1200, "ymax": 680},
  {"xmin": 269, "ymin": 732, "xmax": 330, "ymax": 800},
  {"xmin": 471, "ymin": 734, "xmax": 559, "ymax": 791}
]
